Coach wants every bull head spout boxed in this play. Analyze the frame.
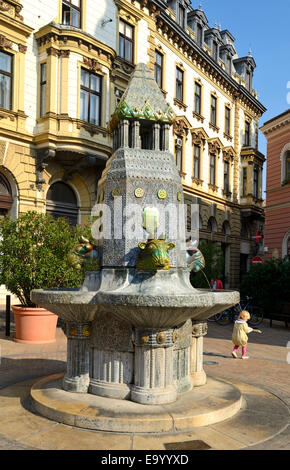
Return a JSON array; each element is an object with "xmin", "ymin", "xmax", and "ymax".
[
  {"xmin": 68, "ymin": 236, "xmax": 100, "ymax": 272},
  {"xmin": 136, "ymin": 236, "xmax": 175, "ymax": 271}
]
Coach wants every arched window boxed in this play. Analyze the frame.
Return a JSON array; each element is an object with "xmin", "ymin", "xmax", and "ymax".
[
  {"xmin": 207, "ymin": 217, "xmax": 217, "ymax": 232},
  {"xmin": 282, "ymin": 229, "xmax": 290, "ymax": 258},
  {"xmin": 285, "ymin": 152, "xmax": 290, "ymax": 183},
  {"xmin": 280, "ymin": 144, "xmax": 290, "ymax": 184},
  {"xmin": 0, "ymin": 173, "xmax": 13, "ymax": 218},
  {"xmin": 46, "ymin": 181, "xmax": 78, "ymax": 226},
  {"xmin": 222, "ymin": 221, "xmax": 231, "ymax": 235}
]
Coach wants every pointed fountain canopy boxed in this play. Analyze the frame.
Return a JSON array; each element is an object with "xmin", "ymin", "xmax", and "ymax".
[{"xmin": 109, "ymin": 63, "xmax": 176, "ymax": 131}]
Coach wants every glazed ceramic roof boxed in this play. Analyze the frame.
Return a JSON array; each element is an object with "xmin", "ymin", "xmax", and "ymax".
[{"xmin": 109, "ymin": 63, "xmax": 175, "ymax": 130}]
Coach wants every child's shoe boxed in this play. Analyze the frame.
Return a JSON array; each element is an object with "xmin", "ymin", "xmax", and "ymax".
[
  {"xmin": 232, "ymin": 351, "xmax": 237, "ymax": 359},
  {"xmin": 241, "ymin": 356, "xmax": 249, "ymax": 360}
]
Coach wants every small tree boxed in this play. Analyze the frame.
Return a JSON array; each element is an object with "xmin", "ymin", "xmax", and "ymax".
[
  {"xmin": 240, "ymin": 258, "xmax": 290, "ymax": 315},
  {"xmin": 0, "ymin": 212, "xmax": 92, "ymax": 307},
  {"xmin": 190, "ymin": 240, "xmax": 224, "ymax": 289}
]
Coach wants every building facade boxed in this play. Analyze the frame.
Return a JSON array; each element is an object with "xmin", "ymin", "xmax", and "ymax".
[
  {"xmin": 0, "ymin": 0, "xmax": 266, "ymax": 287},
  {"xmin": 261, "ymin": 109, "xmax": 290, "ymax": 260}
]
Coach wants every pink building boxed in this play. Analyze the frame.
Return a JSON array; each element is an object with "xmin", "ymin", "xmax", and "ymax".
[{"xmin": 261, "ymin": 110, "xmax": 290, "ymax": 260}]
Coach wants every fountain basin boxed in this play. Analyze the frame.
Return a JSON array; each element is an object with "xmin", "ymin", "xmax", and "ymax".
[
  {"xmin": 193, "ymin": 289, "xmax": 240, "ymax": 321},
  {"xmin": 31, "ymin": 288, "xmax": 100, "ymax": 323},
  {"xmin": 95, "ymin": 269, "xmax": 213, "ymax": 328}
]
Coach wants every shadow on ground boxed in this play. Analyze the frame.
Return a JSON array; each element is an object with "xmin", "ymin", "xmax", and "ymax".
[{"xmin": 0, "ymin": 358, "xmax": 66, "ymax": 390}]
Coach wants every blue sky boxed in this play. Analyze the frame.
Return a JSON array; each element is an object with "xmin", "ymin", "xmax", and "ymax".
[{"xmin": 191, "ymin": 0, "xmax": 290, "ymax": 194}]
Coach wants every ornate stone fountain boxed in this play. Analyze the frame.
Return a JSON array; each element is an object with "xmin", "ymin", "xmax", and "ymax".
[{"xmin": 31, "ymin": 64, "xmax": 240, "ymax": 431}]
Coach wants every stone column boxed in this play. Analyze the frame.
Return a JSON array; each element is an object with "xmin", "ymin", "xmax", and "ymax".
[
  {"xmin": 173, "ymin": 319, "xmax": 193, "ymax": 393},
  {"xmin": 63, "ymin": 322, "xmax": 92, "ymax": 393},
  {"xmin": 120, "ymin": 120, "xmax": 130, "ymax": 148},
  {"xmin": 132, "ymin": 121, "xmax": 141, "ymax": 148},
  {"xmin": 162, "ymin": 124, "xmax": 170, "ymax": 151},
  {"xmin": 153, "ymin": 123, "xmax": 161, "ymax": 150},
  {"xmin": 190, "ymin": 321, "xmax": 208, "ymax": 387},
  {"xmin": 131, "ymin": 328, "xmax": 177, "ymax": 405}
]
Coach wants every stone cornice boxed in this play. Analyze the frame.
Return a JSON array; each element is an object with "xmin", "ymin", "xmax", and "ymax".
[
  {"xmin": 241, "ymin": 147, "xmax": 266, "ymax": 164},
  {"xmin": 35, "ymin": 23, "xmax": 116, "ymax": 63},
  {"xmin": 260, "ymin": 110, "xmax": 290, "ymax": 136},
  {"xmin": 130, "ymin": 0, "xmax": 266, "ymax": 116}
]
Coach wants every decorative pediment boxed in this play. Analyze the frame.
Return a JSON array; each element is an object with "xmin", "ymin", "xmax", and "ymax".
[
  {"xmin": 208, "ymin": 138, "xmax": 223, "ymax": 155},
  {"xmin": 222, "ymin": 146, "xmax": 236, "ymax": 162},
  {"xmin": 191, "ymin": 127, "xmax": 209, "ymax": 147},
  {"xmin": 173, "ymin": 116, "xmax": 192, "ymax": 137}
]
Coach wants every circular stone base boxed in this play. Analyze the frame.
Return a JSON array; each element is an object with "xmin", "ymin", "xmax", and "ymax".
[
  {"xmin": 31, "ymin": 373, "xmax": 242, "ymax": 433},
  {"xmin": 13, "ymin": 338, "xmax": 56, "ymax": 344}
]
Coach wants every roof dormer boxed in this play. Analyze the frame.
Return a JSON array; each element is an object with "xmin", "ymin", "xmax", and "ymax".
[
  {"xmin": 187, "ymin": 6, "xmax": 208, "ymax": 48},
  {"xmin": 204, "ymin": 27, "xmax": 223, "ymax": 62},
  {"xmin": 233, "ymin": 53, "xmax": 256, "ymax": 91},
  {"xmin": 167, "ymin": 0, "xmax": 191, "ymax": 30}
]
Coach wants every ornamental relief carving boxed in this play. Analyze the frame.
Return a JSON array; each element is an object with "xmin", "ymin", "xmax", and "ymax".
[
  {"xmin": 0, "ymin": 34, "xmax": 13, "ymax": 50},
  {"xmin": 191, "ymin": 130, "xmax": 207, "ymax": 147},
  {"xmin": 223, "ymin": 148, "xmax": 235, "ymax": 162},
  {"xmin": 0, "ymin": 1, "xmax": 14, "ymax": 17},
  {"xmin": 83, "ymin": 57, "xmax": 102, "ymax": 72},
  {"xmin": 173, "ymin": 118, "xmax": 190, "ymax": 137},
  {"xmin": 0, "ymin": 0, "xmax": 23, "ymax": 21},
  {"xmin": 208, "ymin": 140, "xmax": 222, "ymax": 155}
]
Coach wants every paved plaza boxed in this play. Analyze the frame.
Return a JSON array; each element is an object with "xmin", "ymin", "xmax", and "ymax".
[{"xmin": 0, "ymin": 311, "xmax": 289, "ymax": 451}]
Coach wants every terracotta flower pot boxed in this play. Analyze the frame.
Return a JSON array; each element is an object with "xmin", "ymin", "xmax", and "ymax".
[{"xmin": 12, "ymin": 305, "xmax": 58, "ymax": 344}]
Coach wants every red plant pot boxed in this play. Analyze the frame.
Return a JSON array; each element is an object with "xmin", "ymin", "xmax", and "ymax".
[{"xmin": 12, "ymin": 305, "xmax": 58, "ymax": 344}]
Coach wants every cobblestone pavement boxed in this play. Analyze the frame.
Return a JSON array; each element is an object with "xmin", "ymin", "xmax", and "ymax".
[{"xmin": 0, "ymin": 310, "xmax": 289, "ymax": 450}]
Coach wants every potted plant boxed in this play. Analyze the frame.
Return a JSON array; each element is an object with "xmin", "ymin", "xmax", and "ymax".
[{"xmin": 0, "ymin": 212, "xmax": 87, "ymax": 344}]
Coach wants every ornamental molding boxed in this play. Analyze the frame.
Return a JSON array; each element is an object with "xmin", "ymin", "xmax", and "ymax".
[
  {"xmin": 208, "ymin": 138, "xmax": 223, "ymax": 155},
  {"xmin": 173, "ymin": 116, "xmax": 191, "ymax": 137},
  {"xmin": 192, "ymin": 177, "xmax": 203, "ymax": 186},
  {"xmin": 191, "ymin": 127, "xmax": 208, "ymax": 147},
  {"xmin": 0, "ymin": 34, "xmax": 12, "ymax": 49},
  {"xmin": 46, "ymin": 47, "xmax": 71, "ymax": 58},
  {"xmin": 0, "ymin": 0, "xmax": 23, "ymax": 21},
  {"xmin": 83, "ymin": 57, "xmax": 102, "ymax": 72},
  {"xmin": 18, "ymin": 43, "xmax": 27, "ymax": 53},
  {"xmin": 222, "ymin": 146, "xmax": 236, "ymax": 162}
]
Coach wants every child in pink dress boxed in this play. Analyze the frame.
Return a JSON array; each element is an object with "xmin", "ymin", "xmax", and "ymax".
[{"xmin": 232, "ymin": 311, "xmax": 262, "ymax": 359}]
